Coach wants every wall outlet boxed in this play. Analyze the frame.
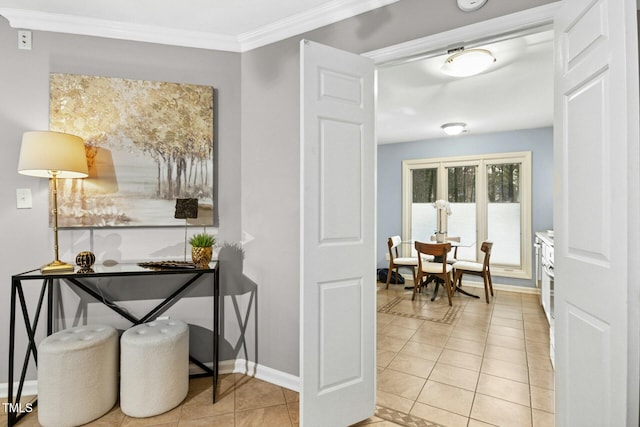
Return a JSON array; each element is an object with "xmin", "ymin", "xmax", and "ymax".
[{"xmin": 18, "ymin": 30, "xmax": 32, "ymax": 50}]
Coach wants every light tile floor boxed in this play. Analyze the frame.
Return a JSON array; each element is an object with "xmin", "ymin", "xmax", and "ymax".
[
  {"xmin": 365, "ymin": 279, "xmax": 555, "ymax": 427},
  {"xmin": 3, "ymin": 374, "xmax": 299, "ymax": 427},
  {"xmin": 4, "ymin": 279, "xmax": 554, "ymax": 427}
]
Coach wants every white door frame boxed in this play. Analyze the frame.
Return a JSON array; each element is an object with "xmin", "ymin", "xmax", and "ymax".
[{"xmin": 363, "ymin": 3, "xmax": 561, "ymax": 65}]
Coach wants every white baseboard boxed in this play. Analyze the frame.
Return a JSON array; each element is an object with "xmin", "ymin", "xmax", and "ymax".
[
  {"xmin": 0, "ymin": 380, "xmax": 38, "ymax": 399},
  {"xmin": 460, "ymin": 279, "xmax": 541, "ymax": 295},
  {"xmin": 194, "ymin": 359, "xmax": 300, "ymax": 392},
  {"xmin": 1, "ymin": 360, "xmax": 301, "ymax": 400},
  {"xmin": 394, "ymin": 273, "xmax": 541, "ymax": 296},
  {"xmin": 220, "ymin": 359, "xmax": 300, "ymax": 392}
]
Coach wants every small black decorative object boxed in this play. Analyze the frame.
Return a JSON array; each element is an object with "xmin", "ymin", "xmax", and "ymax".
[
  {"xmin": 175, "ymin": 198, "xmax": 199, "ymax": 261},
  {"xmin": 174, "ymin": 198, "xmax": 199, "ymax": 219},
  {"xmin": 75, "ymin": 251, "xmax": 96, "ymax": 268}
]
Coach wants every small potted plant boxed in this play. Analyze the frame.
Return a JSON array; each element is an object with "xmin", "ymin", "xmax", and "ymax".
[{"xmin": 189, "ymin": 232, "xmax": 216, "ymax": 268}]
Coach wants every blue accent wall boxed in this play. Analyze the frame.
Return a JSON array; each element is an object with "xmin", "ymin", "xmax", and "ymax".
[{"xmin": 377, "ymin": 127, "xmax": 554, "ymax": 288}]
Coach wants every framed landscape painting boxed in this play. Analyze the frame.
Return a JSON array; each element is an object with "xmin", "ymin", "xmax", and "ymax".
[{"xmin": 49, "ymin": 73, "xmax": 216, "ymax": 227}]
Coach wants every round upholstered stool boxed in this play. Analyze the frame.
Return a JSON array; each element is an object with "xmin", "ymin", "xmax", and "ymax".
[
  {"xmin": 37, "ymin": 325, "xmax": 118, "ymax": 427},
  {"xmin": 120, "ymin": 319, "xmax": 189, "ymax": 418}
]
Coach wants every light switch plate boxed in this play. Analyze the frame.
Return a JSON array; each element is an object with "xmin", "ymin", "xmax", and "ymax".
[{"xmin": 16, "ymin": 188, "xmax": 32, "ymax": 209}]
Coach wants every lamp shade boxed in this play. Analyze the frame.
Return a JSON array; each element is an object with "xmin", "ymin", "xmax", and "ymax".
[{"xmin": 18, "ymin": 131, "xmax": 89, "ymax": 178}]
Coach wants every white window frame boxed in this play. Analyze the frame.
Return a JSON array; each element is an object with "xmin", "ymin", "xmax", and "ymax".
[{"xmin": 402, "ymin": 151, "xmax": 532, "ymax": 279}]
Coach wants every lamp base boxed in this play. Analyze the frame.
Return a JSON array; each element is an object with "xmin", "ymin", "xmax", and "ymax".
[{"xmin": 41, "ymin": 260, "xmax": 75, "ymax": 273}]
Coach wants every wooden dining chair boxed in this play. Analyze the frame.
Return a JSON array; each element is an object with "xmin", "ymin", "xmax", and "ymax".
[
  {"xmin": 414, "ymin": 241, "xmax": 454, "ymax": 305},
  {"xmin": 452, "ymin": 241, "xmax": 494, "ymax": 303},
  {"xmin": 385, "ymin": 236, "xmax": 418, "ymax": 289}
]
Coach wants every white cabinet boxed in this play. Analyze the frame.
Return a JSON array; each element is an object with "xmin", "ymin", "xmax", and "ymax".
[
  {"xmin": 541, "ymin": 262, "xmax": 551, "ymax": 322},
  {"xmin": 536, "ymin": 232, "xmax": 554, "ymax": 320},
  {"xmin": 535, "ymin": 231, "xmax": 554, "ymax": 368}
]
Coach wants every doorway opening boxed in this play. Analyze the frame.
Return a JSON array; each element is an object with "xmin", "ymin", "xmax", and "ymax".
[{"xmin": 370, "ymin": 17, "xmax": 555, "ymax": 290}]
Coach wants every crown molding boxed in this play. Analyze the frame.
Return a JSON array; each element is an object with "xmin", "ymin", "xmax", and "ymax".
[
  {"xmin": 0, "ymin": 0, "xmax": 399, "ymax": 52},
  {"xmin": 237, "ymin": 0, "xmax": 399, "ymax": 51},
  {"xmin": 0, "ymin": 8, "xmax": 241, "ymax": 51}
]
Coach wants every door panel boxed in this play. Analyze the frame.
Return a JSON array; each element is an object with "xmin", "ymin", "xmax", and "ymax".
[
  {"xmin": 319, "ymin": 119, "xmax": 362, "ymax": 242},
  {"xmin": 554, "ymin": 0, "xmax": 639, "ymax": 425},
  {"xmin": 318, "ymin": 279, "xmax": 362, "ymax": 392},
  {"xmin": 300, "ymin": 40, "xmax": 375, "ymax": 426},
  {"xmin": 565, "ymin": 72, "xmax": 609, "ymax": 265}
]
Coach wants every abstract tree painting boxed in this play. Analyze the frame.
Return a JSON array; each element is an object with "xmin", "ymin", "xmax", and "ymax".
[{"xmin": 49, "ymin": 73, "xmax": 215, "ymax": 227}]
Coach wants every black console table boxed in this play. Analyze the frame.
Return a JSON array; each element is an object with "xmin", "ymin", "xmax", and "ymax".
[{"xmin": 7, "ymin": 261, "xmax": 219, "ymax": 427}]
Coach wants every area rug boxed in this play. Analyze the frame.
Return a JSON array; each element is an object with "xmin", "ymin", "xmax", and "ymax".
[
  {"xmin": 377, "ymin": 296, "xmax": 464, "ymax": 325},
  {"xmin": 375, "ymin": 405, "xmax": 445, "ymax": 427}
]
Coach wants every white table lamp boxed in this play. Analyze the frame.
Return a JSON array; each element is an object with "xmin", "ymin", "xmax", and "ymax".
[{"xmin": 18, "ymin": 131, "xmax": 89, "ymax": 272}]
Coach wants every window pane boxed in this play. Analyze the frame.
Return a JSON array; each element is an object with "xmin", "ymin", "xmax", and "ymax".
[
  {"xmin": 411, "ymin": 168, "xmax": 437, "ymax": 243},
  {"xmin": 447, "ymin": 166, "xmax": 476, "ymax": 261},
  {"xmin": 448, "ymin": 166, "xmax": 476, "ymax": 203},
  {"xmin": 487, "ymin": 163, "xmax": 521, "ymax": 266},
  {"xmin": 412, "ymin": 168, "xmax": 437, "ymax": 202},
  {"xmin": 487, "ymin": 163, "xmax": 520, "ymax": 202}
]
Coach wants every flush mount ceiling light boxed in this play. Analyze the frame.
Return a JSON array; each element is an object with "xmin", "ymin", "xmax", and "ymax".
[
  {"xmin": 441, "ymin": 48, "xmax": 496, "ymax": 77},
  {"xmin": 441, "ymin": 122, "xmax": 467, "ymax": 136}
]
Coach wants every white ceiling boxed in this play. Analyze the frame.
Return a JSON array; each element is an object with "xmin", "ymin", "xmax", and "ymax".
[
  {"xmin": 377, "ymin": 28, "xmax": 554, "ymax": 144},
  {"xmin": 0, "ymin": 1, "xmax": 554, "ymax": 144}
]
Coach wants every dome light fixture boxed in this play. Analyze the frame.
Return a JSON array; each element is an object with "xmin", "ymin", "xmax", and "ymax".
[
  {"xmin": 441, "ymin": 48, "xmax": 496, "ymax": 77},
  {"xmin": 441, "ymin": 122, "xmax": 467, "ymax": 136}
]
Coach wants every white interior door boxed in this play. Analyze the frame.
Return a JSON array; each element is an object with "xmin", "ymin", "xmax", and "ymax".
[
  {"xmin": 300, "ymin": 40, "xmax": 376, "ymax": 426},
  {"xmin": 554, "ymin": 0, "xmax": 639, "ymax": 425}
]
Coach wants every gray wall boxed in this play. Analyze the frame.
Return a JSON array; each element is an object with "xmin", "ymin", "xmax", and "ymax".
[
  {"xmin": 0, "ymin": 0, "xmax": 557, "ymax": 384},
  {"xmin": 0, "ymin": 18, "xmax": 242, "ymax": 383},
  {"xmin": 377, "ymin": 127, "xmax": 554, "ymax": 288}
]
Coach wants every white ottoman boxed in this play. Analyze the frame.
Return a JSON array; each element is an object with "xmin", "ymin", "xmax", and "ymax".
[
  {"xmin": 38, "ymin": 325, "xmax": 118, "ymax": 427},
  {"xmin": 120, "ymin": 319, "xmax": 189, "ymax": 418}
]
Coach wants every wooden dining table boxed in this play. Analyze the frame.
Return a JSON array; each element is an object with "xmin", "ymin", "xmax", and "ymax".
[{"xmin": 419, "ymin": 239, "xmax": 479, "ymax": 300}]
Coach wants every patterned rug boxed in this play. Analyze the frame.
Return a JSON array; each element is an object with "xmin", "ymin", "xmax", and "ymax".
[
  {"xmin": 374, "ymin": 405, "xmax": 445, "ymax": 427},
  {"xmin": 376, "ymin": 296, "xmax": 464, "ymax": 325}
]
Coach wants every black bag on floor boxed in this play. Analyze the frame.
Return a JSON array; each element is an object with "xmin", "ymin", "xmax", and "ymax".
[{"xmin": 377, "ymin": 268, "xmax": 405, "ymax": 284}]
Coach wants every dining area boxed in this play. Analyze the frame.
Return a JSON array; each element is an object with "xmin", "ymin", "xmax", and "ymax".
[
  {"xmin": 374, "ymin": 225, "xmax": 554, "ymax": 426},
  {"xmin": 374, "ymin": 270, "xmax": 555, "ymax": 427},
  {"xmin": 373, "ymin": 130, "xmax": 555, "ymax": 426},
  {"xmin": 372, "ymin": 194, "xmax": 556, "ymax": 426},
  {"xmin": 384, "ymin": 234, "xmax": 494, "ymax": 305},
  {"xmin": 383, "ymin": 197, "xmax": 496, "ymax": 308}
]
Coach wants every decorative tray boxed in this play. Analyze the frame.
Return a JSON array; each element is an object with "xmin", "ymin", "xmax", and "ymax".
[{"xmin": 137, "ymin": 261, "xmax": 196, "ymax": 270}]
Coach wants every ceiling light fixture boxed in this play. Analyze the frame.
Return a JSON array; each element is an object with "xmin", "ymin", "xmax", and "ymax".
[
  {"xmin": 441, "ymin": 48, "xmax": 496, "ymax": 77},
  {"xmin": 441, "ymin": 122, "xmax": 467, "ymax": 136}
]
